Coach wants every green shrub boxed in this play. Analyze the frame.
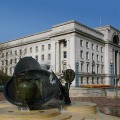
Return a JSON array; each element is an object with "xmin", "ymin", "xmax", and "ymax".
[{"xmin": 0, "ymin": 70, "xmax": 10, "ymax": 86}]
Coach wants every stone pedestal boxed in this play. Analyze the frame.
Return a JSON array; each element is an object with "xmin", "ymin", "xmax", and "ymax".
[{"xmin": 0, "ymin": 101, "xmax": 120, "ymax": 120}]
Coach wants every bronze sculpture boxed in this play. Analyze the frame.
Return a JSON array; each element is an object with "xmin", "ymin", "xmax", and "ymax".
[{"xmin": 4, "ymin": 57, "xmax": 75, "ymax": 109}]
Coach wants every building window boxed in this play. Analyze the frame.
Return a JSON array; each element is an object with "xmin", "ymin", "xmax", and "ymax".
[
  {"xmin": 101, "ymin": 56, "xmax": 103, "ymax": 63},
  {"xmin": 48, "ymin": 54, "xmax": 51, "ymax": 60},
  {"xmin": 30, "ymin": 47, "xmax": 32, "ymax": 53},
  {"xmin": 42, "ymin": 45, "xmax": 44, "ymax": 51},
  {"xmin": 81, "ymin": 62, "xmax": 83, "ymax": 72},
  {"xmin": 2, "ymin": 60, "xmax": 4, "ymax": 66},
  {"xmin": 97, "ymin": 65, "xmax": 99, "ymax": 73},
  {"xmin": 101, "ymin": 47, "xmax": 103, "ymax": 53},
  {"xmin": 10, "ymin": 59, "xmax": 12, "ymax": 64},
  {"xmin": 63, "ymin": 51, "xmax": 67, "ymax": 58},
  {"xmin": 36, "ymin": 46, "xmax": 38, "ymax": 53},
  {"xmin": 35, "ymin": 55, "xmax": 38, "ymax": 61},
  {"xmin": 6, "ymin": 60, "xmax": 8, "ymax": 66},
  {"xmin": 87, "ymin": 77, "xmax": 89, "ymax": 84},
  {"xmin": 41, "ymin": 54, "xmax": 44, "ymax": 61},
  {"xmin": 5, "ymin": 68, "xmax": 8, "ymax": 74},
  {"xmin": 48, "ymin": 44, "xmax": 51, "ymax": 50},
  {"xmin": 92, "ymin": 77, "xmax": 94, "ymax": 84},
  {"xmin": 97, "ymin": 55, "xmax": 99, "ymax": 62},
  {"xmin": 101, "ymin": 65, "xmax": 104, "ymax": 74},
  {"xmin": 113, "ymin": 35, "xmax": 119, "ymax": 45},
  {"xmin": 81, "ymin": 77, "xmax": 83, "ymax": 84},
  {"xmin": 92, "ymin": 44, "xmax": 94, "ymax": 50},
  {"xmin": 92, "ymin": 53, "xmax": 94, "ymax": 60},
  {"xmin": 63, "ymin": 41, "xmax": 67, "ymax": 47},
  {"xmin": 10, "ymin": 51, "xmax": 12, "ymax": 56},
  {"xmin": 96, "ymin": 45, "xmax": 99, "ymax": 51},
  {"xmin": 87, "ymin": 63, "xmax": 89, "ymax": 72},
  {"xmin": 20, "ymin": 49, "xmax": 22, "ymax": 55},
  {"xmin": 86, "ymin": 52, "xmax": 89, "ymax": 60},
  {"xmin": 63, "ymin": 63, "xmax": 67, "ymax": 70},
  {"xmin": 2, "ymin": 53, "xmax": 4, "ymax": 58},
  {"xmin": 15, "ymin": 50, "xmax": 17, "ymax": 55},
  {"xmin": 24, "ymin": 48, "xmax": 27, "ymax": 54},
  {"xmin": 92, "ymin": 64, "xmax": 95, "ymax": 74},
  {"xmin": 80, "ymin": 50, "xmax": 83, "ymax": 59},
  {"xmin": 97, "ymin": 77, "xmax": 99, "ymax": 84},
  {"xmin": 86, "ymin": 42, "xmax": 89, "ymax": 48},
  {"xmin": 80, "ymin": 40, "xmax": 83, "ymax": 47},
  {"xmin": 101, "ymin": 77, "xmax": 104, "ymax": 84},
  {"xmin": 10, "ymin": 67, "xmax": 12, "ymax": 74},
  {"xmin": 14, "ymin": 58, "xmax": 17, "ymax": 64},
  {"xmin": 6, "ymin": 52, "xmax": 8, "ymax": 58}
]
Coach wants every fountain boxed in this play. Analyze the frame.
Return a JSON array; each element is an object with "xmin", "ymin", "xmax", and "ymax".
[{"xmin": 0, "ymin": 57, "xmax": 119, "ymax": 120}]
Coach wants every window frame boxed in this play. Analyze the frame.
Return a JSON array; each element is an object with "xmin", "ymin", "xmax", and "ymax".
[
  {"xmin": 80, "ymin": 40, "xmax": 83, "ymax": 47},
  {"xmin": 63, "ymin": 51, "xmax": 67, "ymax": 58}
]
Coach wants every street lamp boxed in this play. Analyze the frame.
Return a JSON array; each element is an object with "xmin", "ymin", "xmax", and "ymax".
[
  {"xmin": 75, "ymin": 59, "xmax": 79, "ymax": 87},
  {"xmin": 110, "ymin": 59, "xmax": 114, "ymax": 86}
]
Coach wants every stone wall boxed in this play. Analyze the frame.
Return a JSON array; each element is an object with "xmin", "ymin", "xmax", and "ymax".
[{"xmin": 69, "ymin": 87, "xmax": 120, "ymax": 98}]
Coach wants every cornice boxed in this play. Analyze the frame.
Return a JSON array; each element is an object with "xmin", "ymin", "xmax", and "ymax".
[
  {"xmin": 74, "ymin": 29, "xmax": 104, "ymax": 44},
  {"xmin": 96, "ymin": 25, "xmax": 120, "ymax": 33},
  {"xmin": 74, "ymin": 21, "xmax": 104, "ymax": 36},
  {"xmin": 52, "ymin": 20, "xmax": 75, "ymax": 28},
  {"xmin": 53, "ymin": 20, "xmax": 104, "ymax": 36},
  {"xmin": 109, "ymin": 25, "xmax": 120, "ymax": 33},
  {"xmin": 105, "ymin": 41, "xmax": 120, "ymax": 48},
  {"xmin": 0, "ymin": 37, "xmax": 50, "ymax": 50},
  {"xmin": 0, "ymin": 28, "xmax": 105, "ymax": 50},
  {"xmin": 50, "ymin": 28, "xmax": 75, "ymax": 38},
  {"xmin": 50, "ymin": 28, "xmax": 104, "ymax": 44},
  {"xmin": 0, "ymin": 29, "xmax": 51, "ymax": 45}
]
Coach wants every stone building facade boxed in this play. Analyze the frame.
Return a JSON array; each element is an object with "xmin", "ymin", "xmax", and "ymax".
[{"xmin": 0, "ymin": 20, "xmax": 120, "ymax": 86}]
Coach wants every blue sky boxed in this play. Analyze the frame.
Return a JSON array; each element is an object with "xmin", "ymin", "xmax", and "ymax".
[{"xmin": 0, "ymin": 0, "xmax": 119, "ymax": 42}]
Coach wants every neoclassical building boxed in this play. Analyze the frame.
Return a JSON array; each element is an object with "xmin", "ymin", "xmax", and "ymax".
[{"xmin": 0, "ymin": 20, "xmax": 120, "ymax": 86}]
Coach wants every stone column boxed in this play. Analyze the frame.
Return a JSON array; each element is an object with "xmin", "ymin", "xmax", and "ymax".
[
  {"xmin": 55, "ymin": 41, "xmax": 60, "ymax": 73},
  {"xmin": 113, "ymin": 49, "xmax": 115, "ymax": 74},
  {"xmin": 67, "ymin": 39, "xmax": 70, "ymax": 69},
  {"xmin": 119, "ymin": 52, "xmax": 120, "ymax": 86},
  {"xmin": 117, "ymin": 51, "xmax": 119, "ymax": 75}
]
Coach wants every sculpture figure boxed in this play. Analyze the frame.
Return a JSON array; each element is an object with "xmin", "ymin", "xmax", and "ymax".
[{"xmin": 4, "ymin": 57, "xmax": 75, "ymax": 109}]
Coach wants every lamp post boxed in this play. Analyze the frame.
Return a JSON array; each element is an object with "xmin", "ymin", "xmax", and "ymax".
[
  {"xmin": 110, "ymin": 59, "xmax": 114, "ymax": 86},
  {"xmin": 75, "ymin": 59, "xmax": 79, "ymax": 87}
]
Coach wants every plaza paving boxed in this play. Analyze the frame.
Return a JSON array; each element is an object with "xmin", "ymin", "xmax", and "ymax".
[
  {"xmin": 0, "ymin": 92, "xmax": 120, "ymax": 118},
  {"xmin": 71, "ymin": 97, "xmax": 120, "ymax": 117}
]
